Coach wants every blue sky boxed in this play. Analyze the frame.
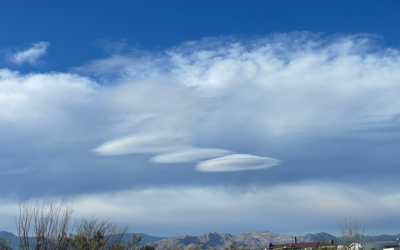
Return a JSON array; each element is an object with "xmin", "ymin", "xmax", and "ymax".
[{"xmin": 1, "ymin": 0, "xmax": 400, "ymax": 238}]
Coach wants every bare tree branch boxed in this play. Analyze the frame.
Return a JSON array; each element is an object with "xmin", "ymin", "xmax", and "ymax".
[{"xmin": 339, "ymin": 215, "xmax": 365, "ymax": 250}]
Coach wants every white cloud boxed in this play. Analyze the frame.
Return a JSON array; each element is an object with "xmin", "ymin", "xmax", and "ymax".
[
  {"xmin": 0, "ymin": 69, "xmax": 97, "ymax": 125},
  {"xmin": 9, "ymin": 42, "xmax": 50, "ymax": 65},
  {"xmin": 150, "ymin": 147, "xmax": 232, "ymax": 163},
  {"xmin": 73, "ymin": 34, "xmax": 400, "ymax": 135},
  {"xmin": 92, "ymin": 133, "xmax": 188, "ymax": 155},
  {"xmin": 196, "ymin": 154, "xmax": 281, "ymax": 172}
]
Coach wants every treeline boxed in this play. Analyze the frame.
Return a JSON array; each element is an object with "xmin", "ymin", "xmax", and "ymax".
[{"xmin": 0, "ymin": 199, "xmax": 154, "ymax": 250}]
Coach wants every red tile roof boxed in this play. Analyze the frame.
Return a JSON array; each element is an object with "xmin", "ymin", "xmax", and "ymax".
[{"xmin": 269, "ymin": 242, "xmax": 334, "ymax": 249}]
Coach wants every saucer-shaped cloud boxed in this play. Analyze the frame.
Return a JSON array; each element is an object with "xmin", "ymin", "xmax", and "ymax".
[
  {"xmin": 92, "ymin": 133, "xmax": 186, "ymax": 155},
  {"xmin": 150, "ymin": 147, "xmax": 232, "ymax": 163},
  {"xmin": 196, "ymin": 154, "xmax": 281, "ymax": 172}
]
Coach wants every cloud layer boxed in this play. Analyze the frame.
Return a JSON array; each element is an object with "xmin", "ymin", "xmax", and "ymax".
[
  {"xmin": 2, "ymin": 183, "xmax": 400, "ymax": 236},
  {"xmin": 2, "ymin": 33, "xmax": 400, "ymax": 234}
]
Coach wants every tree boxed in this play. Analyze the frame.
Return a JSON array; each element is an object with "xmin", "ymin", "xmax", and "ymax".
[
  {"xmin": 72, "ymin": 217, "xmax": 137, "ymax": 250},
  {"xmin": 138, "ymin": 246, "xmax": 154, "ymax": 250},
  {"xmin": 15, "ymin": 199, "xmax": 73, "ymax": 250},
  {"xmin": 339, "ymin": 215, "xmax": 365, "ymax": 250},
  {"xmin": 225, "ymin": 241, "xmax": 249, "ymax": 250}
]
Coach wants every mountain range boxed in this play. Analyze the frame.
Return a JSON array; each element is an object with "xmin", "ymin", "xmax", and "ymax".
[
  {"xmin": 147, "ymin": 231, "xmax": 400, "ymax": 250},
  {"xmin": 1, "ymin": 230, "xmax": 399, "ymax": 250}
]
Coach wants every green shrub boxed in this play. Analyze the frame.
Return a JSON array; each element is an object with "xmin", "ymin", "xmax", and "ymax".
[{"xmin": 0, "ymin": 237, "xmax": 12, "ymax": 250}]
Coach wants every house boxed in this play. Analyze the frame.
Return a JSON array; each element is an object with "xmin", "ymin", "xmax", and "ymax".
[
  {"xmin": 339, "ymin": 242, "xmax": 399, "ymax": 250},
  {"xmin": 383, "ymin": 245, "xmax": 400, "ymax": 250},
  {"xmin": 267, "ymin": 240, "xmax": 335, "ymax": 250}
]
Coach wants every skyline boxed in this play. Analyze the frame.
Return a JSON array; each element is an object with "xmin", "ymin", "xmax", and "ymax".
[{"xmin": 1, "ymin": 1, "xmax": 400, "ymax": 238}]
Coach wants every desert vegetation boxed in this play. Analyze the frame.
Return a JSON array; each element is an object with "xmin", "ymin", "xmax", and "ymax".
[{"xmin": 0, "ymin": 199, "xmax": 147, "ymax": 250}]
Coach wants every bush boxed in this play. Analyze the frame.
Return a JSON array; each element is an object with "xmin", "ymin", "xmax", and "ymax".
[
  {"xmin": 0, "ymin": 237, "xmax": 12, "ymax": 250},
  {"xmin": 139, "ymin": 246, "xmax": 155, "ymax": 250}
]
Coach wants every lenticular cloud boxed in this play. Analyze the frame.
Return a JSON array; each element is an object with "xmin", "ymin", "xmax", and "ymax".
[
  {"xmin": 150, "ymin": 147, "xmax": 232, "ymax": 163},
  {"xmin": 92, "ymin": 133, "xmax": 188, "ymax": 155},
  {"xmin": 196, "ymin": 154, "xmax": 281, "ymax": 172}
]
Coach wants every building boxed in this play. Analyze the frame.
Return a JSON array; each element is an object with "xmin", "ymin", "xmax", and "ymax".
[
  {"xmin": 343, "ymin": 242, "xmax": 399, "ymax": 250},
  {"xmin": 383, "ymin": 245, "xmax": 400, "ymax": 250},
  {"xmin": 268, "ymin": 240, "xmax": 335, "ymax": 250}
]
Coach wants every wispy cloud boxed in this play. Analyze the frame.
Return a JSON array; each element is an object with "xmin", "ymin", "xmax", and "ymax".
[{"xmin": 9, "ymin": 42, "xmax": 50, "ymax": 65}]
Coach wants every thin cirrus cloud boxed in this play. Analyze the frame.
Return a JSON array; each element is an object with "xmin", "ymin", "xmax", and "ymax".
[
  {"xmin": 9, "ymin": 42, "xmax": 50, "ymax": 65},
  {"xmin": 150, "ymin": 147, "xmax": 232, "ymax": 163},
  {"xmin": 196, "ymin": 154, "xmax": 281, "ymax": 172}
]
